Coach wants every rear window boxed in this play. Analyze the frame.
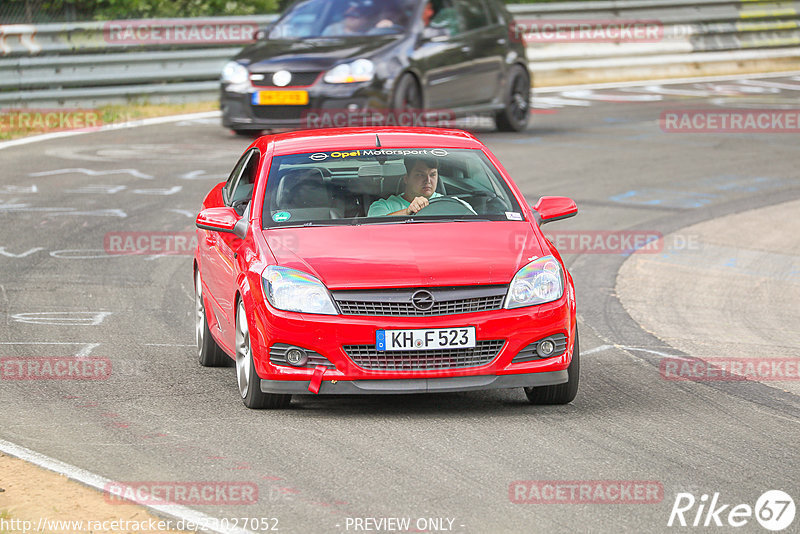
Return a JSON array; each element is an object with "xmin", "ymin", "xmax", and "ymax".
[{"xmin": 262, "ymin": 148, "xmax": 524, "ymax": 227}]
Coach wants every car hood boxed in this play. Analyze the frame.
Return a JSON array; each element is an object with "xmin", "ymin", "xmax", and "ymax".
[
  {"xmin": 237, "ymin": 35, "xmax": 401, "ymax": 73},
  {"xmin": 262, "ymin": 222, "xmax": 546, "ymax": 290}
]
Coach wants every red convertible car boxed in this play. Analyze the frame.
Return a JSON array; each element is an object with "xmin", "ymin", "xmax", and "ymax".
[{"xmin": 194, "ymin": 127, "xmax": 578, "ymax": 409}]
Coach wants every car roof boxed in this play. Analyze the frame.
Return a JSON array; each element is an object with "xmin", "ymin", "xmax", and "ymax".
[{"xmin": 254, "ymin": 127, "xmax": 486, "ymax": 156}]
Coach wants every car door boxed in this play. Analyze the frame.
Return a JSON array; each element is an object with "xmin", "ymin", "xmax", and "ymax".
[
  {"xmin": 201, "ymin": 148, "xmax": 259, "ymax": 344},
  {"xmin": 458, "ymin": 0, "xmax": 505, "ymax": 105},
  {"xmin": 414, "ymin": 0, "xmax": 476, "ymax": 110}
]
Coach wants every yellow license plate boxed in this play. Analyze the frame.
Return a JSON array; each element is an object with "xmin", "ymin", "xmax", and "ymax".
[{"xmin": 254, "ymin": 90, "xmax": 309, "ymax": 106}]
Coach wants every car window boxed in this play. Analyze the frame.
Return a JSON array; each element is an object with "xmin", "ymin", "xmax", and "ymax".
[
  {"xmin": 262, "ymin": 148, "xmax": 523, "ymax": 227},
  {"xmin": 225, "ymin": 148, "xmax": 259, "ymax": 213},
  {"xmin": 430, "ymin": 0, "xmax": 465, "ymax": 35},
  {"xmin": 458, "ymin": 0, "xmax": 491, "ymax": 32},
  {"xmin": 271, "ymin": 0, "xmax": 411, "ymax": 39},
  {"xmin": 223, "ymin": 151, "xmax": 251, "ymax": 205}
]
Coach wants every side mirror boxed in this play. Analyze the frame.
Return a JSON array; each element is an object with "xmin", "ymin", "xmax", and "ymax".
[
  {"xmin": 532, "ymin": 196, "xmax": 577, "ymax": 225},
  {"xmin": 255, "ymin": 23, "xmax": 274, "ymax": 41},
  {"xmin": 196, "ymin": 207, "xmax": 248, "ymax": 239}
]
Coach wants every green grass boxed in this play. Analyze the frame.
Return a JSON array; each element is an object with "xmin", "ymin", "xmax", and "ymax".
[{"xmin": 0, "ymin": 100, "xmax": 217, "ymax": 141}]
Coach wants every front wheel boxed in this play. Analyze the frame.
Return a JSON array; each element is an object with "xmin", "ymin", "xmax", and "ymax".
[
  {"xmin": 235, "ymin": 301, "xmax": 291, "ymax": 409},
  {"xmin": 392, "ymin": 73, "xmax": 422, "ymax": 111},
  {"xmin": 524, "ymin": 330, "xmax": 579, "ymax": 405},
  {"xmin": 495, "ymin": 65, "xmax": 531, "ymax": 132}
]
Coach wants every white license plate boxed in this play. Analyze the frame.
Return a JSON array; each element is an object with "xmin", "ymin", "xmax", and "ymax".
[{"xmin": 376, "ymin": 327, "xmax": 476, "ymax": 351}]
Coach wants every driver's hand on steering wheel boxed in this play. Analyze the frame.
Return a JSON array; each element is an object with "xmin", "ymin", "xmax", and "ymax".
[{"xmin": 406, "ymin": 196, "xmax": 429, "ymax": 215}]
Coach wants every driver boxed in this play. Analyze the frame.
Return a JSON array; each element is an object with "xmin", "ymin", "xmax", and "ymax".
[{"xmin": 368, "ymin": 156, "xmax": 442, "ymax": 216}]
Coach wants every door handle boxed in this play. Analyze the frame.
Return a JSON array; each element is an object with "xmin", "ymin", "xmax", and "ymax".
[
  {"xmin": 461, "ymin": 45, "xmax": 472, "ymax": 53},
  {"xmin": 497, "ymin": 38, "xmax": 507, "ymax": 45}
]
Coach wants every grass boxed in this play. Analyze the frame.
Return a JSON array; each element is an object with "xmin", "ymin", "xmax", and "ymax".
[
  {"xmin": 0, "ymin": 510, "xmax": 10, "ymax": 534},
  {"xmin": 0, "ymin": 100, "xmax": 218, "ymax": 141}
]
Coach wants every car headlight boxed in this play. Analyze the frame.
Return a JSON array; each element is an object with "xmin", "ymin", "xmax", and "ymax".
[
  {"xmin": 221, "ymin": 61, "xmax": 249, "ymax": 85},
  {"xmin": 505, "ymin": 256, "xmax": 564, "ymax": 309},
  {"xmin": 323, "ymin": 59, "xmax": 374, "ymax": 84},
  {"xmin": 263, "ymin": 266, "xmax": 338, "ymax": 315}
]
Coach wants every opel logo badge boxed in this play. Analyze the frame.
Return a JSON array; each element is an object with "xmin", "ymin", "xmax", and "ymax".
[
  {"xmin": 411, "ymin": 290, "xmax": 435, "ymax": 311},
  {"xmin": 272, "ymin": 70, "xmax": 292, "ymax": 87}
]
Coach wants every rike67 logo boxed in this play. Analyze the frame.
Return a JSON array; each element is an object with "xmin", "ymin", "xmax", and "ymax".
[{"xmin": 668, "ymin": 490, "xmax": 795, "ymax": 531}]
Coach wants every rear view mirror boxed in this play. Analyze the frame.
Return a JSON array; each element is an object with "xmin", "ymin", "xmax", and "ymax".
[
  {"xmin": 358, "ymin": 162, "xmax": 406, "ymax": 177},
  {"xmin": 532, "ymin": 196, "xmax": 577, "ymax": 225}
]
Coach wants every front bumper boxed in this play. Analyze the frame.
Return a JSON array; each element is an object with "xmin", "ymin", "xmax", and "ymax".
[
  {"xmin": 260, "ymin": 370, "xmax": 568, "ymax": 394},
  {"xmin": 246, "ymin": 282, "xmax": 577, "ymax": 395},
  {"xmin": 221, "ymin": 81, "xmax": 389, "ymax": 131}
]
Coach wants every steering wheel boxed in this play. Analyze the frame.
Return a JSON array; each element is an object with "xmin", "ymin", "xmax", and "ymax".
[{"xmin": 415, "ymin": 196, "xmax": 477, "ymax": 216}]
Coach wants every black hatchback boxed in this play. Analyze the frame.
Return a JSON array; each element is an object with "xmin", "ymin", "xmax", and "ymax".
[{"xmin": 220, "ymin": 0, "xmax": 531, "ymax": 134}]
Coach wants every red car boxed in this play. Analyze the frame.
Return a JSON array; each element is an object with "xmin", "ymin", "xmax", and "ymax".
[{"xmin": 194, "ymin": 127, "xmax": 578, "ymax": 409}]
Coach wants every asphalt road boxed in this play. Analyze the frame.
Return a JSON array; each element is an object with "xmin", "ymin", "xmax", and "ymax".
[{"xmin": 1, "ymin": 75, "xmax": 799, "ymax": 534}]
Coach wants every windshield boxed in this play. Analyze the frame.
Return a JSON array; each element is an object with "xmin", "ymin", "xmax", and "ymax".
[
  {"xmin": 269, "ymin": 0, "xmax": 414, "ymax": 39},
  {"xmin": 262, "ymin": 148, "xmax": 525, "ymax": 227}
]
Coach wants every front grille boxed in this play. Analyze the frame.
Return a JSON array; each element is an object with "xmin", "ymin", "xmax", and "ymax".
[
  {"xmin": 331, "ymin": 286, "xmax": 507, "ymax": 317},
  {"xmin": 251, "ymin": 71, "xmax": 320, "ymax": 87},
  {"xmin": 512, "ymin": 333, "xmax": 568, "ymax": 363},
  {"xmin": 270, "ymin": 343, "xmax": 335, "ymax": 369},
  {"xmin": 343, "ymin": 340, "xmax": 505, "ymax": 371}
]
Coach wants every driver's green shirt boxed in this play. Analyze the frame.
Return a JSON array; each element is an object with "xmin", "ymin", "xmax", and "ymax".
[{"xmin": 368, "ymin": 193, "xmax": 442, "ymax": 217}]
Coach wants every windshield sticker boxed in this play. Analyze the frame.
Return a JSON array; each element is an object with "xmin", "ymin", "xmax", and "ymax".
[
  {"xmin": 307, "ymin": 149, "xmax": 448, "ymax": 161},
  {"xmin": 272, "ymin": 211, "xmax": 291, "ymax": 222},
  {"xmin": 506, "ymin": 212, "xmax": 523, "ymax": 221}
]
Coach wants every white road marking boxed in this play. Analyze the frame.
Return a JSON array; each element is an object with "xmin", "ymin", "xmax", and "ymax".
[
  {"xmin": 10, "ymin": 312, "xmax": 112, "ymax": 326},
  {"xmin": 0, "ymin": 341, "xmax": 102, "ymax": 357},
  {"xmin": 0, "ymin": 185, "xmax": 38, "ymax": 194},
  {"xmin": 532, "ymin": 70, "xmax": 800, "ymax": 93},
  {"xmin": 0, "ymin": 438, "xmax": 255, "ymax": 534},
  {"xmin": 49, "ymin": 249, "xmax": 111, "ymax": 259},
  {"xmin": 0, "ymin": 246, "xmax": 44, "ymax": 258},
  {"xmin": 29, "ymin": 168, "xmax": 153, "ymax": 179},
  {"xmin": 131, "ymin": 186, "xmax": 183, "ymax": 196},
  {"xmin": 75, "ymin": 343, "xmax": 101, "ymax": 357},
  {"xmin": 583, "ymin": 343, "xmax": 681, "ymax": 358},
  {"xmin": 67, "ymin": 185, "xmax": 128, "ymax": 194},
  {"xmin": 168, "ymin": 209, "xmax": 196, "ymax": 218},
  {"xmin": 179, "ymin": 170, "xmax": 223, "ymax": 180}
]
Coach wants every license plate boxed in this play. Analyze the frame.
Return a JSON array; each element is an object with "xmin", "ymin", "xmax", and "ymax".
[
  {"xmin": 252, "ymin": 90, "xmax": 309, "ymax": 106},
  {"xmin": 376, "ymin": 327, "xmax": 476, "ymax": 351}
]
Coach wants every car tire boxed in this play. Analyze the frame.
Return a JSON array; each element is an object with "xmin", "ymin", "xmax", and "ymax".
[
  {"xmin": 524, "ymin": 330, "xmax": 579, "ymax": 405},
  {"xmin": 495, "ymin": 65, "xmax": 531, "ymax": 132},
  {"xmin": 195, "ymin": 270, "xmax": 229, "ymax": 367},
  {"xmin": 235, "ymin": 301, "xmax": 292, "ymax": 409},
  {"xmin": 392, "ymin": 73, "xmax": 422, "ymax": 111},
  {"xmin": 233, "ymin": 129, "xmax": 259, "ymax": 137}
]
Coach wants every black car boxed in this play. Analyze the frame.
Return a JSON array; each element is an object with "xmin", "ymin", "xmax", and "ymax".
[{"xmin": 220, "ymin": 0, "xmax": 531, "ymax": 134}]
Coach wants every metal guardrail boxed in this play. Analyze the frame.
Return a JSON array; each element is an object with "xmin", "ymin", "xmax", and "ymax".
[{"xmin": 0, "ymin": 1, "xmax": 799, "ymax": 106}]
